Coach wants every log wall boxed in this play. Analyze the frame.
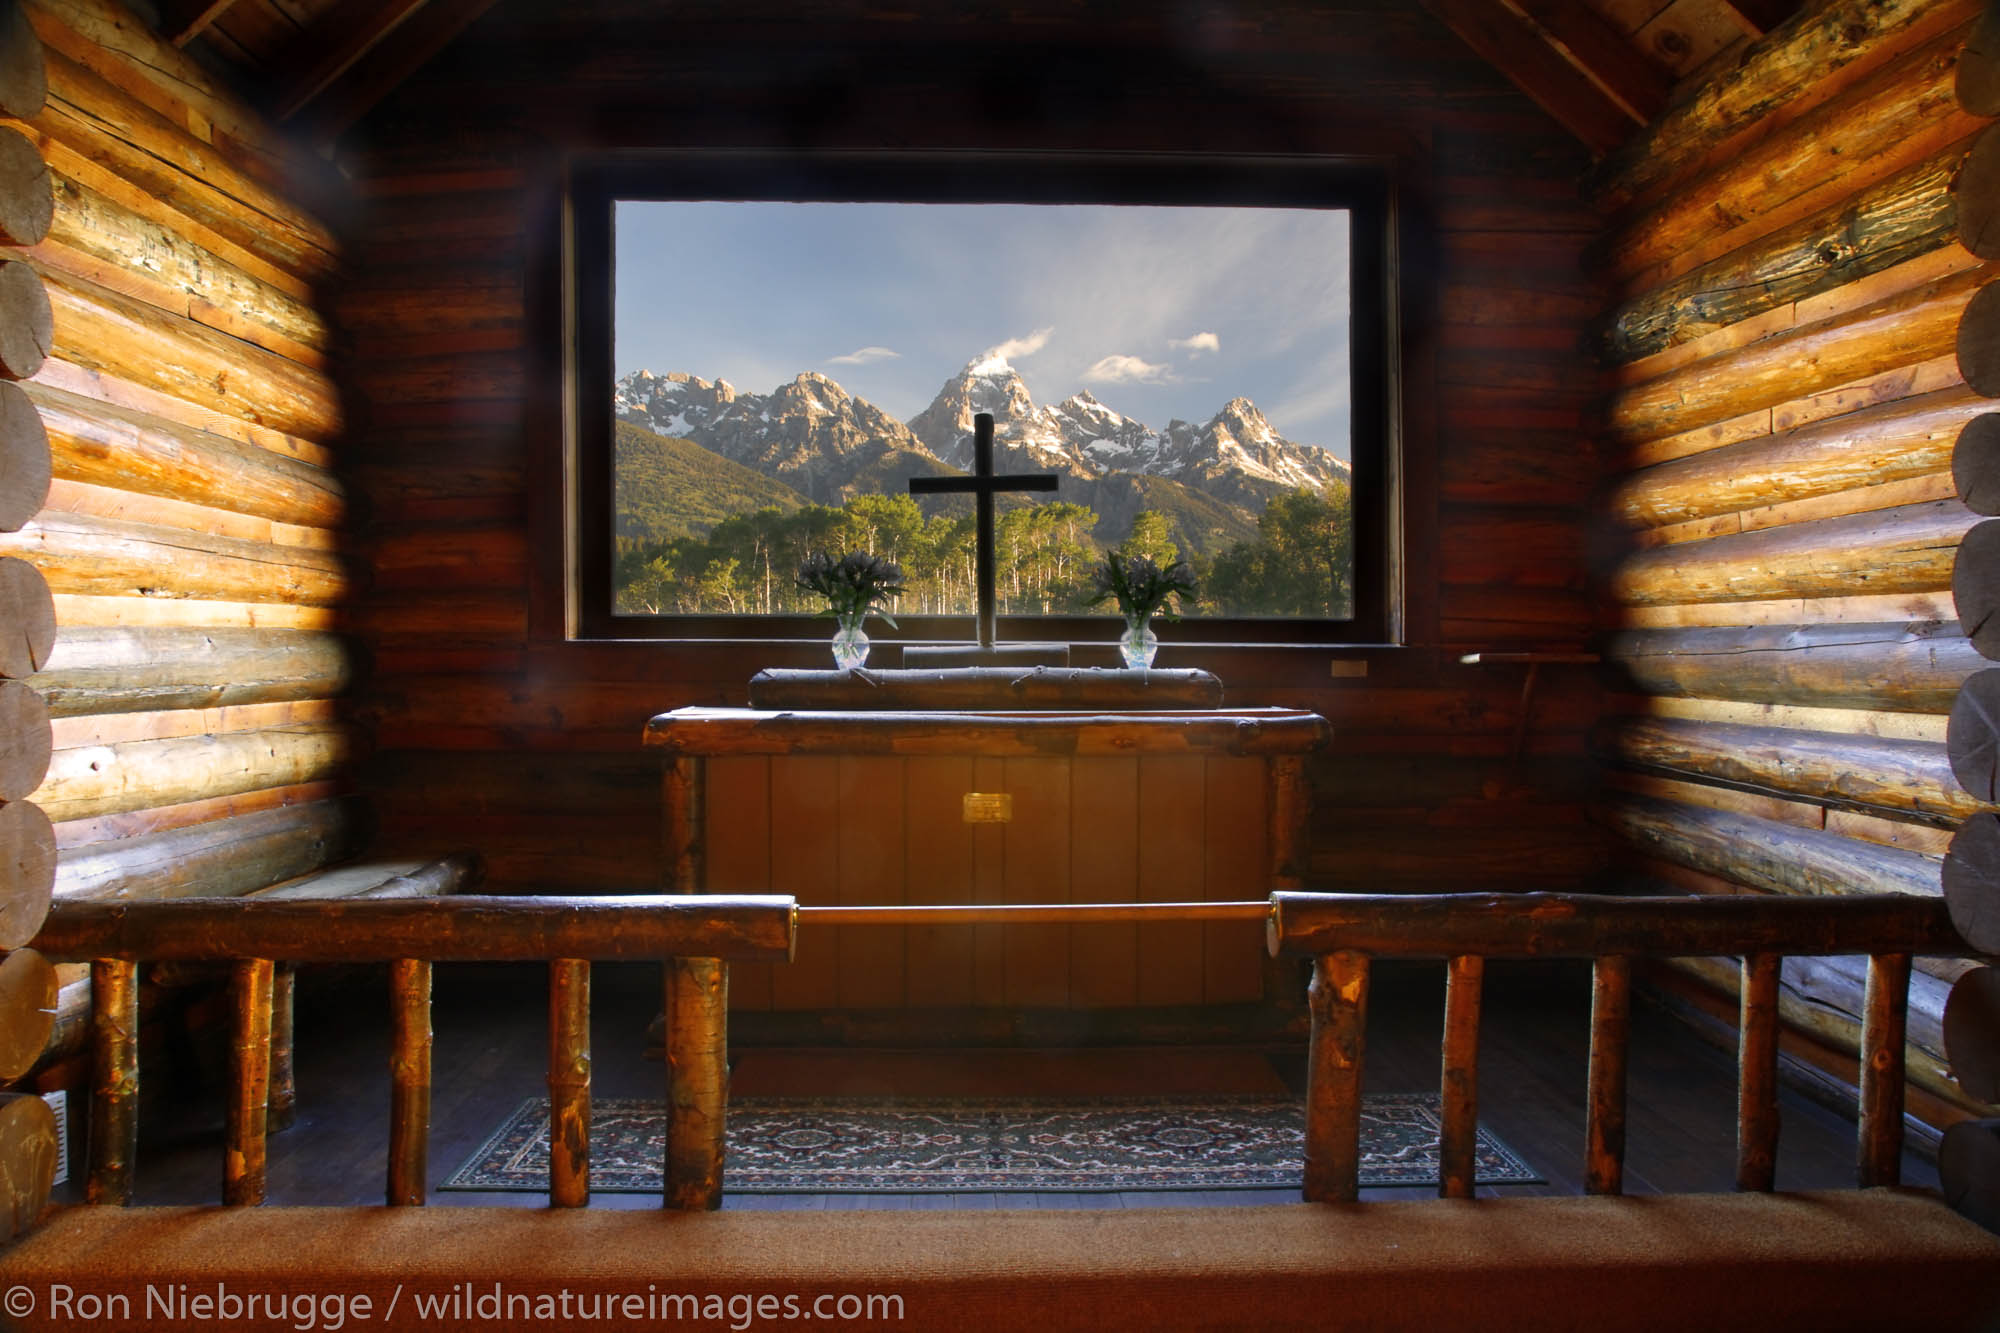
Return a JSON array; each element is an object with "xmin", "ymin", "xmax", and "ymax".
[
  {"xmin": 334, "ymin": 1, "xmax": 1612, "ymax": 1015},
  {"xmin": 0, "ymin": 0, "xmax": 355, "ymax": 1099},
  {"xmin": 1591, "ymin": 0, "xmax": 2000, "ymax": 1133}
]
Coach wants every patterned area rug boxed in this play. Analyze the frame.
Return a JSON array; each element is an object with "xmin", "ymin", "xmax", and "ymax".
[{"xmin": 441, "ymin": 1095, "xmax": 1540, "ymax": 1193}]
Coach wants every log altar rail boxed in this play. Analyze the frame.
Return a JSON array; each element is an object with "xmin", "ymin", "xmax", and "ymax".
[
  {"xmin": 28, "ymin": 896, "xmax": 797, "ymax": 1210},
  {"xmin": 1267, "ymin": 891, "xmax": 1981, "ymax": 1203},
  {"xmin": 26, "ymin": 891, "xmax": 1983, "ymax": 1213}
]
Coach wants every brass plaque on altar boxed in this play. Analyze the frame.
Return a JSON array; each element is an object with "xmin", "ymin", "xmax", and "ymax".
[{"xmin": 962, "ymin": 792, "xmax": 1013, "ymax": 823}]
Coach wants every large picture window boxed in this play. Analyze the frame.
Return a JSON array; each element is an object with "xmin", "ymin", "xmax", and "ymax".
[{"xmin": 567, "ymin": 153, "xmax": 1396, "ymax": 647}]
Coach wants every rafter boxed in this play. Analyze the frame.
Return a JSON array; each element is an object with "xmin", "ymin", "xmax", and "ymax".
[
  {"xmin": 1509, "ymin": 0, "xmax": 1671, "ymax": 125},
  {"xmin": 276, "ymin": 0, "xmax": 497, "ymax": 146},
  {"xmin": 1421, "ymin": 0, "xmax": 1636, "ymax": 155},
  {"xmin": 275, "ymin": 0, "xmax": 434, "ymax": 121},
  {"xmin": 158, "ymin": 0, "xmax": 240, "ymax": 49}
]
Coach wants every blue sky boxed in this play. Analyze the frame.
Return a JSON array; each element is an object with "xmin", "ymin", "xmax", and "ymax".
[{"xmin": 615, "ymin": 201, "xmax": 1352, "ymax": 459}]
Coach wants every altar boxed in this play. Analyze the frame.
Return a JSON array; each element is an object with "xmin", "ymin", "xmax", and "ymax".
[{"xmin": 642, "ymin": 668, "xmax": 1331, "ymax": 1036}]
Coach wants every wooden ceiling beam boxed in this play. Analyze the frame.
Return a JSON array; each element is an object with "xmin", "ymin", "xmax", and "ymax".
[
  {"xmin": 275, "ymin": 0, "xmax": 434, "ymax": 121},
  {"xmin": 158, "ymin": 0, "xmax": 241, "ymax": 49},
  {"xmin": 1716, "ymin": 0, "xmax": 1801, "ymax": 36},
  {"xmin": 1420, "ymin": 0, "xmax": 1637, "ymax": 155},
  {"xmin": 1508, "ymin": 0, "xmax": 1672, "ymax": 125},
  {"xmin": 283, "ymin": 0, "xmax": 499, "ymax": 144}
]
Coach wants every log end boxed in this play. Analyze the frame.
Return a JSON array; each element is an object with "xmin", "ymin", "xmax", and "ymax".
[{"xmin": 0, "ymin": 557, "xmax": 55, "ymax": 678}]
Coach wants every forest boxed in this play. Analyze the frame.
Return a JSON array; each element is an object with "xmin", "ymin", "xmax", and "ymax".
[{"xmin": 612, "ymin": 483, "xmax": 1356, "ymax": 622}]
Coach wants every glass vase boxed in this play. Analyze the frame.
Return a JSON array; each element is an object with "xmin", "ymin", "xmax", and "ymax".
[
  {"xmin": 1118, "ymin": 615, "xmax": 1158, "ymax": 670},
  {"xmin": 831, "ymin": 614, "xmax": 870, "ymax": 670}
]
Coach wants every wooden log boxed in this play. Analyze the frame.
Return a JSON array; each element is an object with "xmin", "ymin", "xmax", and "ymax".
[
  {"xmin": 663, "ymin": 956, "xmax": 727, "ymax": 1211},
  {"xmin": 1605, "ymin": 146, "xmax": 1963, "ymax": 363},
  {"xmin": 1601, "ymin": 622, "xmax": 1982, "ymax": 713},
  {"xmin": 1269, "ymin": 753, "xmax": 1310, "ymax": 888},
  {"xmin": 1737, "ymin": 952, "xmax": 1782, "ymax": 1193},
  {"xmin": 1598, "ymin": 714, "xmax": 1980, "ymax": 827},
  {"xmin": 0, "ymin": 124, "xmax": 49, "ymax": 246},
  {"xmin": 747, "ymin": 667, "xmax": 1223, "ymax": 710},
  {"xmin": 1302, "ymin": 951, "xmax": 1368, "ymax": 1205},
  {"xmin": 644, "ymin": 707, "xmax": 1334, "ymax": 759},
  {"xmin": 1585, "ymin": 954, "xmax": 1630, "ymax": 1196},
  {"xmin": 0, "ymin": 381, "xmax": 50, "ymax": 531},
  {"xmin": 1590, "ymin": 0, "xmax": 1966, "ymax": 210},
  {"xmin": 1944, "ymin": 811, "xmax": 2000, "ymax": 953},
  {"xmin": 1939, "ymin": 1117, "xmax": 2000, "ymax": 1230},
  {"xmin": 0, "ymin": 259, "xmax": 51, "ymax": 381},
  {"xmin": 0, "ymin": 556, "xmax": 53, "ymax": 678},
  {"xmin": 0, "ymin": 677, "xmax": 50, "ymax": 802},
  {"xmin": 548, "ymin": 957, "xmax": 589, "ymax": 1208},
  {"xmin": 1960, "ymin": 124, "xmax": 2000, "ymax": 259},
  {"xmin": 1963, "ymin": 279, "xmax": 2000, "ymax": 394},
  {"xmin": 224, "ymin": 956, "xmax": 271, "ymax": 1205},
  {"xmin": 27, "ymin": 382, "xmax": 343, "ymax": 527},
  {"xmin": 32, "ymin": 627, "xmax": 353, "ymax": 718},
  {"xmin": 1961, "ymin": 0, "xmax": 2000, "ymax": 113},
  {"xmin": 251, "ymin": 851, "xmax": 483, "ymax": 902},
  {"xmin": 386, "ymin": 957, "xmax": 429, "ymax": 1207},
  {"xmin": 0, "ymin": 798, "xmax": 54, "ymax": 950},
  {"xmin": 1610, "ymin": 264, "xmax": 1984, "ymax": 448},
  {"xmin": 1438, "ymin": 953, "xmax": 1481, "ymax": 1200},
  {"xmin": 36, "ymin": 263, "xmax": 340, "ymax": 439},
  {"xmin": 53, "ymin": 797, "xmax": 364, "ymax": 904},
  {"xmin": 1952, "ymin": 520, "xmax": 2000, "ymax": 657},
  {"xmin": 266, "ymin": 964, "xmax": 294, "ymax": 1131},
  {"xmin": 1615, "ymin": 386, "xmax": 1980, "ymax": 528},
  {"xmin": 0, "ymin": 945, "xmax": 52, "ymax": 1080},
  {"xmin": 1955, "ymin": 412, "xmax": 2000, "ymax": 514},
  {"xmin": 32, "ymin": 894, "xmax": 798, "ymax": 964},
  {"xmin": 0, "ymin": 0, "xmax": 45, "ymax": 121},
  {"xmin": 39, "ymin": 168, "xmax": 330, "ymax": 359},
  {"xmin": 0, "ymin": 510, "xmax": 351, "ymax": 605},
  {"xmin": 1949, "ymin": 669, "xmax": 2000, "ymax": 801},
  {"xmin": 1943, "ymin": 966, "xmax": 2000, "ymax": 1103},
  {"xmin": 1594, "ymin": 19, "xmax": 1978, "ymax": 284},
  {"xmin": 85, "ymin": 955, "xmax": 132, "ymax": 1204},
  {"xmin": 1269, "ymin": 888, "xmax": 1968, "ymax": 961},
  {"xmin": 0, "ymin": 1092, "xmax": 55, "ymax": 1241},
  {"xmin": 33, "ymin": 722, "xmax": 350, "ymax": 823},
  {"xmin": 1612, "ymin": 499, "xmax": 1973, "ymax": 606},
  {"xmin": 1597, "ymin": 794, "xmax": 1943, "ymax": 902},
  {"xmin": 661, "ymin": 756, "xmax": 701, "ymax": 896},
  {"xmin": 1859, "ymin": 952, "xmax": 1912, "ymax": 1187}
]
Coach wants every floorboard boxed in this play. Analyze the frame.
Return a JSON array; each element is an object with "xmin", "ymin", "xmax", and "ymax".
[{"xmin": 51, "ymin": 959, "xmax": 1933, "ymax": 1210}]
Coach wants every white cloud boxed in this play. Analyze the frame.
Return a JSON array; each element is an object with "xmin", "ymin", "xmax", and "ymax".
[
  {"xmin": 827, "ymin": 346, "xmax": 899, "ymax": 366},
  {"xmin": 985, "ymin": 326, "xmax": 1055, "ymax": 361},
  {"xmin": 1170, "ymin": 331, "xmax": 1221, "ymax": 355},
  {"xmin": 1082, "ymin": 354, "xmax": 1172, "ymax": 385}
]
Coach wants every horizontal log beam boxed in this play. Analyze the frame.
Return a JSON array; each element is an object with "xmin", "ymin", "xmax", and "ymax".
[
  {"xmin": 1612, "ymin": 386, "xmax": 1980, "ymax": 529},
  {"xmin": 33, "ymin": 721, "xmax": 349, "ymax": 822},
  {"xmin": 0, "ymin": 509, "xmax": 351, "ymax": 605},
  {"xmin": 30, "ymin": 894, "xmax": 798, "ymax": 964},
  {"xmin": 644, "ymin": 707, "xmax": 1333, "ymax": 758},
  {"xmin": 746, "ymin": 667, "xmax": 1225, "ymax": 711},
  {"xmin": 249, "ymin": 851, "xmax": 483, "ymax": 901},
  {"xmin": 53, "ymin": 797, "xmax": 365, "ymax": 903},
  {"xmin": 1596, "ymin": 792, "xmax": 1945, "ymax": 900},
  {"xmin": 32, "ymin": 626, "xmax": 352, "ymax": 717},
  {"xmin": 1268, "ymin": 888, "xmax": 1969, "ymax": 960},
  {"xmin": 1601, "ymin": 622, "xmax": 1981, "ymax": 713},
  {"xmin": 1610, "ymin": 500, "xmax": 1974, "ymax": 606},
  {"xmin": 1594, "ymin": 714, "xmax": 1982, "ymax": 828},
  {"xmin": 1610, "ymin": 265, "xmax": 1988, "ymax": 447},
  {"xmin": 1603, "ymin": 145, "xmax": 1963, "ymax": 364}
]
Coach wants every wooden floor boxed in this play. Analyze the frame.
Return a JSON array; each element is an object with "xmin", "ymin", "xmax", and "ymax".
[{"xmin": 56, "ymin": 959, "xmax": 1933, "ymax": 1211}]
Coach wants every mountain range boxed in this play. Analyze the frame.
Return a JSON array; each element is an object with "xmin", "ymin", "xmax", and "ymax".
[{"xmin": 613, "ymin": 355, "xmax": 1349, "ymax": 556}]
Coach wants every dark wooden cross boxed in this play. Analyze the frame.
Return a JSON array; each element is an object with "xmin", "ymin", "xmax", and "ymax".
[{"xmin": 908, "ymin": 412, "xmax": 1059, "ymax": 650}]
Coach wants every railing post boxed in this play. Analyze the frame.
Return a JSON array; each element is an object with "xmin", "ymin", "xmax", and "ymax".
[
  {"xmin": 664, "ymin": 956, "xmax": 728, "ymax": 1210},
  {"xmin": 387, "ymin": 958, "xmax": 432, "ymax": 1206},
  {"xmin": 1439, "ymin": 954, "xmax": 1483, "ymax": 1200},
  {"xmin": 267, "ymin": 963, "xmax": 297, "ymax": 1131},
  {"xmin": 1303, "ymin": 950, "xmax": 1369, "ymax": 1204},
  {"xmin": 1860, "ymin": 951, "xmax": 1911, "ymax": 1187},
  {"xmin": 224, "ymin": 958, "xmax": 273, "ymax": 1206},
  {"xmin": 1737, "ymin": 952, "xmax": 1782, "ymax": 1192},
  {"xmin": 86, "ymin": 958, "xmax": 137, "ymax": 1205},
  {"xmin": 1585, "ymin": 955, "xmax": 1630, "ymax": 1196},
  {"xmin": 549, "ymin": 958, "xmax": 591, "ymax": 1208}
]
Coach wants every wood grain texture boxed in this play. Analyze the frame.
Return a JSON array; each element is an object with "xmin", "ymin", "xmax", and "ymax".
[
  {"xmin": 1602, "ymin": 621, "xmax": 1983, "ymax": 712},
  {"xmin": 0, "ymin": 123, "xmax": 49, "ymax": 245},
  {"xmin": 0, "ymin": 381, "xmax": 49, "ymax": 531},
  {"xmin": 0, "ymin": 258, "xmax": 50, "ymax": 380},
  {"xmin": 0, "ymin": 556, "xmax": 52, "ymax": 678},
  {"xmin": 0, "ymin": 1, "xmax": 46, "ymax": 121},
  {"xmin": 0, "ymin": 798, "xmax": 54, "ymax": 949},
  {"xmin": 0, "ymin": 676, "xmax": 50, "ymax": 802}
]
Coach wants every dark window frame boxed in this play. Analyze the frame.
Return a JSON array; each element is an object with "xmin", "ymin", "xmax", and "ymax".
[{"xmin": 563, "ymin": 149, "xmax": 1402, "ymax": 650}]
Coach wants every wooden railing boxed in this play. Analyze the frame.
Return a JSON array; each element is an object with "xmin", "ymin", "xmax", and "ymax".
[
  {"xmin": 28, "ymin": 895, "xmax": 796, "ymax": 1210},
  {"xmin": 1267, "ymin": 891, "xmax": 1979, "ymax": 1203}
]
